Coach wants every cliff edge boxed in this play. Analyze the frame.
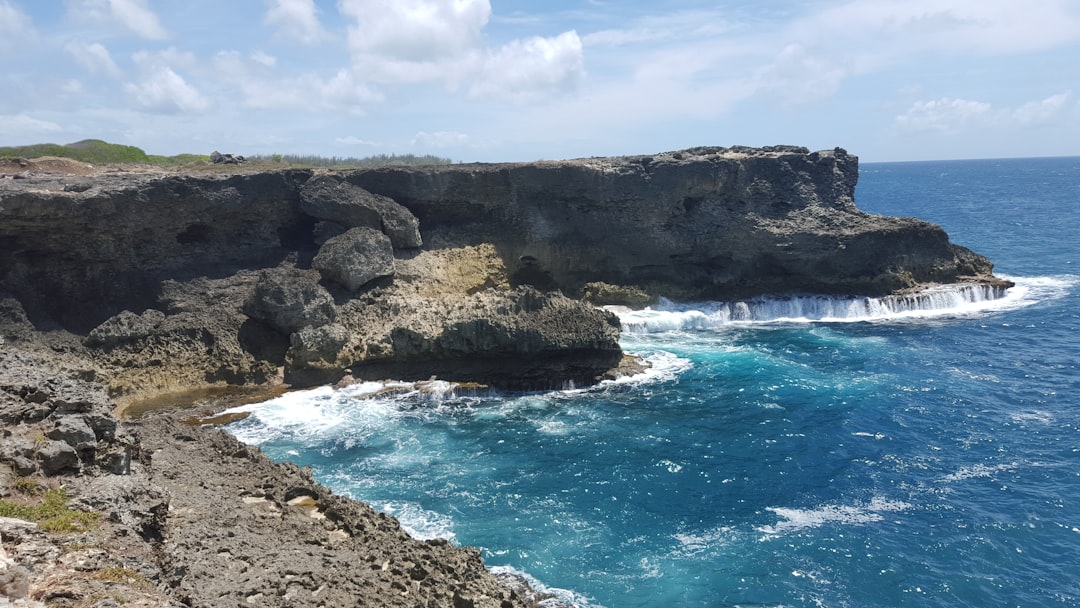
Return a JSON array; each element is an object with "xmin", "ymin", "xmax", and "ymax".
[
  {"xmin": 0, "ymin": 146, "xmax": 1009, "ymax": 606},
  {"xmin": 347, "ymin": 145, "xmax": 1001, "ymax": 300}
]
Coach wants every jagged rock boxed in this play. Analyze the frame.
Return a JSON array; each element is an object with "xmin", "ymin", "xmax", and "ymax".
[
  {"xmin": 286, "ymin": 323, "xmax": 349, "ymax": 379},
  {"xmin": 243, "ymin": 268, "xmax": 336, "ymax": 335},
  {"xmin": 316, "ymin": 286, "xmax": 624, "ymax": 390},
  {"xmin": 0, "ymin": 295, "xmax": 34, "ymax": 343},
  {"xmin": 300, "ymin": 175, "xmax": 422, "ymax": 249},
  {"xmin": 46, "ymin": 416, "xmax": 97, "ymax": 450},
  {"xmin": 312, "ymin": 220, "xmax": 347, "ymax": 246},
  {"xmin": 581, "ymin": 282, "xmax": 657, "ymax": 307},
  {"xmin": 312, "ymin": 227, "xmax": 395, "ymax": 292},
  {"xmin": 0, "ymin": 170, "xmax": 313, "ymax": 331},
  {"xmin": 1, "ymin": 541, "xmax": 31, "ymax": 601},
  {"xmin": 35, "ymin": 439, "xmax": 79, "ymax": 475},
  {"xmin": 85, "ymin": 310, "xmax": 166, "ymax": 348},
  {"xmin": 210, "ymin": 150, "xmax": 245, "ymax": 164},
  {"xmin": 347, "ymin": 146, "xmax": 1002, "ymax": 299}
]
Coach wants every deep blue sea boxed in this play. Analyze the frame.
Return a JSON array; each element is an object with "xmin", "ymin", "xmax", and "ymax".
[{"xmin": 226, "ymin": 157, "xmax": 1080, "ymax": 607}]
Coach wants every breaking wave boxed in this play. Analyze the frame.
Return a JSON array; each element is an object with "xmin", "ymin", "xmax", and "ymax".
[{"xmin": 612, "ymin": 275, "xmax": 1072, "ymax": 333}]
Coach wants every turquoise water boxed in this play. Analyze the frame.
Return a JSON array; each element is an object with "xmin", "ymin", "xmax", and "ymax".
[{"xmin": 226, "ymin": 157, "xmax": 1080, "ymax": 607}]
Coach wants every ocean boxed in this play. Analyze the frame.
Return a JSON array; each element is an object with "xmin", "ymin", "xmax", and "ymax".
[{"xmin": 224, "ymin": 156, "xmax": 1080, "ymax": 607}]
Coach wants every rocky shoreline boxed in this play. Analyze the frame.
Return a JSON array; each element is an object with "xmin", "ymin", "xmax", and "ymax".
[{"xmin": 0, "ymin": 147, "xmax": 1008, "ymax": 606}]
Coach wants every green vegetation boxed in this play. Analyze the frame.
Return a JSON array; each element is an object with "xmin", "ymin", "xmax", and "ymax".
[
  {"xmin": 0, "ymin": 480, "xmax": 101, "ymax": 534},
  {"xmin": 0, "ymin": 139, "xmax": 453, "ymax": 169},
  {"xmin": 0, "ymin": 139, "xmax": 155, "ymax": 164}
]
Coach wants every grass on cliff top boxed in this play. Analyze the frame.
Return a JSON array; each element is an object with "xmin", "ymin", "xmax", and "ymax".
[
  {"xmin": 0, "ymin": 479, "xmax": 101, "ymax": 533},
  {"xmin": 0, "ymin": 139, "xmax": 454, "ymax": 169}
]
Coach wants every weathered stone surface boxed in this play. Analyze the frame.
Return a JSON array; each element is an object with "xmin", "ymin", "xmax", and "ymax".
[
  {"xmin": 300, "ymin": 174, "xmax": 422, "ymax": 248},
  {"xmin": 346, "ymin": 146, "xmax": 1002, "ymax": 299},
  {"xmin": 288, "ymin": 323, "xmax": 349, "ymax": 369},
  {"xmin": 312, "ymin": 227, "xmax": 395, "ymax": 292},
  {"xmin": 46, "ymin": 416, "xmax": 97, "ymax": 450},
  {"xmin": 85, "ymin": 309, "xmax": 166, "ymax": 348},
  {"xmin": 309, "ymin": 286, "xmax": 624, "ymax": 390},
  {"xmin": 0, "ymin": 342, "xmax": 547, "ymax": 608},
  {"xmin": 0, "ymin": 170, "xmax": 313, "ymax": 331},
  {"xmin": 35, "ymin": 440, "xmax": 79, "ymax": 475},
  {"xmin": 243, "ymin": 268, "xmax": 336, "ymax": 334}
]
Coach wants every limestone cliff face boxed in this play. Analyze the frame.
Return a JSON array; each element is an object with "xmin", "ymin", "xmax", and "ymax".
[
  {"xmin": 0, "ymin": 146, "xmax": 1005, "ymax": 397},
  {"xmin": 346, "ymin": 146, "xmax": 997, "ymax": 299},
  {"xmin": 0, "ymin": 170, "xmax": 315, "ymax": 331}
]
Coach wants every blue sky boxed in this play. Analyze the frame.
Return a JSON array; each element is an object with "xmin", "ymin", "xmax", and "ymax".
[{"xmin": 1, "ymin": 0, "xmax": 1078, "ymax": 162}]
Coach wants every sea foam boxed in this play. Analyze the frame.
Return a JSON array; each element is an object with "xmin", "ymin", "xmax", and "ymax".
[{"xmin": 611, "ymin": 275, "xmax": 1074, "ymax": 333}]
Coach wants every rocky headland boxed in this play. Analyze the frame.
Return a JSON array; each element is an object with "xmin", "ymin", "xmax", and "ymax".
[{"xmin": 0, "ymin": 146, "xmax": 1007, "ymax": 606}]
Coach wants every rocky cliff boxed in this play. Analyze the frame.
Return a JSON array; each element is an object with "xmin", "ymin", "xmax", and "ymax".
[
  {"xmin": 346, "ymin": 145, "xmax": 998, "ymax": 300},
  {"xmin": 0, "ymin": 146, "xmax": 1009, "ymax": 606}
]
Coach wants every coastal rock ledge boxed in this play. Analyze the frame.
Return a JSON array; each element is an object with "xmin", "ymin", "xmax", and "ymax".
[{"xmin": 0, "ymin": 146, "xmax": 1008, "ymax": 606}]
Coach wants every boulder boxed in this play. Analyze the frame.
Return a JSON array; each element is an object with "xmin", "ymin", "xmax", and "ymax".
[
  {"xmin": 300, "ymin": 175, "xmax": 422, "ymax": 249},
  {"xmin": 85, "ymin": 309, "xmax": 166, "ymax": 348},
  {"xmin": 243, "ymin": 268, "xmax": 336, "ymax": 335},
  {"xmin": 312, "ymin": 227, "xmax": 395, "ymax": 292},
  {"xmin": 46, "ymin": 416, "xmax": 97, "ymax": 450},
  {"xmin": 36, "ymin": 439, "xmax": 79, "ymax": 475},
  {"xmin": 319, "ymin": 286, "xmax": 625, "ymax": 390}
]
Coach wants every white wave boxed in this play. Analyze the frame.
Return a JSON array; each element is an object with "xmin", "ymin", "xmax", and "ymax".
[
  {"xmin": 938, "ymin": 462, "xmax": 1019, "ymax": 483},
  {"xmin": 756, "ymin": 497, "xmax": 912, "ymax": 537},
  {"xmin": 611, "ymin": 275, "xmax": 1074, "ymax": 332},
  {"xmin": 222, "ymin": 386, "xmax": 351, "ymax": 444},
  {"xmin": 672, "ymin": 526, "xmax": 734, "ymax": 556},
  {"xmin": 379, "ymin": 500, "xmax": 457, "ymax": 542},
  {"xmin": 599, "ymin": 349, "xmax": 693, "ymax": 387},
  {"xmin": 489, "ymin": 565, "xmax": 601, "ymax": 608}
]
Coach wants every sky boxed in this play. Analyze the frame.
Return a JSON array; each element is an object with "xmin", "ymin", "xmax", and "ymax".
[{"xmin": 1, "ymin": 0, "xmax": 1079, "ymax": 163}]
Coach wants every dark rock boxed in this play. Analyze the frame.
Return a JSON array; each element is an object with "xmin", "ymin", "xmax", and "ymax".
[
  {"xmin": 300, "ymin": 175, "xmax": 422, "ymax": 249},
  {"xmin": 0, "ymin": 170, "xmax": 313, "ymax": 332},
  {"xmin": 288, "ymin": 323, "xmax": 348, "ymax": 366},
  {"xmin": 36, "ymin": 439, "xmax": 80, "ymax": 475},
  {"xmin": 312, "ymin": 220, "xmax": 347, "ymax": 246},
  {"xmin": 210, "ymin": 151, "xmax": 245, "ymax": 165},
  {"xmin": 347, "ymin": 147, "xmax": 1002, "ymax": 299},
  {"xmin": 243, "ymin": 268, "xmax": 336, "ymax": 334},
  {"xmin": 312, "ymin": 227, "xmax": 395, "ymax": 292},
  {"xmin": 85, "ymin": 309, "xmax": 166, "ymax": 348},
  {"xmin": 334, "ymin": 286, "xmax": 625, "ymax": 390},
  {"xmin": 46, "ymin": 416, "xmax": 97, "ymax": 450},
  {"xmin": 0, "ymin": 295, "xmax": 34, "ymax": 343}
]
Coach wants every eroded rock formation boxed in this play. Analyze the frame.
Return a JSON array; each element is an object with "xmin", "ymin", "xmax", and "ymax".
[
  {"xmin": 0, "ymin": 146, "xmax": 1008, "ymax": 606},
  {"xmin": 346, "ymin": 145, "xmax": 1000, "ymax": 300}
]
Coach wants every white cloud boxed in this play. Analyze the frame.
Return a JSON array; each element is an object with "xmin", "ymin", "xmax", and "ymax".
[
  {"xmin": 411, "ymin": 130, "xmax": 469, "ymax": 148},
  {"xmin": 68, "ymin": 0, "xmax": 168, "ymax": 40},
  {"xmin": 126, "ymin": 67, "xmax": 210, "ymax": 113},
  {"xmin": 792, "ymin": 0, "xmax": 1080, "ymax": 57},
  {"xmin": 66, "ymin": 41, "xmax": 123, "ymax": 78},
  {"xmin": 0, "ymin": 113, "xmax": 62, "ymax": 137},
  {"xmin": 583, "ymin": 10, "xmax": 737, "ymax": 48},
  {"xmin": 337, "ymin": 0, "xmax": 584, "ymax": 103},
  {"xmin": 336, "ymin": 136, "xmax": 378, "ymax": 145},
  {"xmin": 126, "ymin": 51, "xmax": 210, "ymax": 113},
  {"xmin": 250, "ymin": 51, "xmax": 277, "ymax": 68},
  {"xmin": 212, "ymin": 52, "xmax": 382, "ymax": 111},
  {"xmin": 895, "ymin": 93, "xmax": 1074, "ymax": 133},
  {"xmin": 0, "ymin": 0, "xmax": 32, "ymax": 33},
  {"xmin": 264, "ymin": 0, "xmax": 327, "ymax": 44},
  {"xmin": 753, "ymin": 43, "xmax": 850, "ymax": 106},
  {"xmin": 341, "ymin": 0, "xmax": 490, "ymax": 65},
  {"xmin": 895, "ymin": 97, "xmax": 992, "ymax": 132},
  {"xmin": 1011, "ymin": 92, "xmax": 1071, "ymax": 127},
  {"xmin": 470, "ymin": 31, "xmax": 585, "ymax": 103}
]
